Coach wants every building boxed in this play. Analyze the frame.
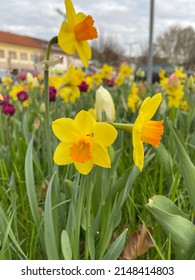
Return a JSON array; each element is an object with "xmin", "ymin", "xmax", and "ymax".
[{"xmin": 0, "ymin": 30, "xmax": 83, "ymax": 74}]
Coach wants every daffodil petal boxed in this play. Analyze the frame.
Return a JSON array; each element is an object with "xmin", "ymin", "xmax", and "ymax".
[
  {"xmin": 75, "ymin": 40, "xmax": 91, "ymax": 67},
  {"xmin": 74, "ymin": 110, "xmax": 95, "ymax": 134},
  {"xmin": 133, "ymin": 140, "xmax": 144, "ymax": 172},
  {"xmin": 53, "ymin": 142, "xmax": 73, "ymax": 165},
  {"xmin": 58, "ymin": 21, "xmax": 76, "ymax": 55},
  {"xmin": 93, "ymin": 122, "xmax": 117, "ymax": 147},
  {"xmin": 52, "ymin": 118, "xmax": 79, "ymax": 142},
  {"xmin": 140, "ymin": 93, "xmax": 162, "ymax": 121},
  {"xmin": 65, "ymin": 0, "xmax": 76, "ymax": 28},
  {"xmin": 75, "ymin": 12, "xmax": 86, "ymax": 25},
  {"xmin": 132, "ymin": 112, "xmax": 144, "ymax": 146},
  {"xmin": 92, "ymin": 143, "xmax": 111, "ymax": 168},
  {"xmin": 74, "ymin": 161, "xmax": 94, "ymax": 175}
]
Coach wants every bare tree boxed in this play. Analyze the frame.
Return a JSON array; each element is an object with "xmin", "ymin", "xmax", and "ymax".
[
  {"xmin": 154, "ymin": 25, "xmax": 195, "ymax": 68},
  {"xmin": 91, "ymin": 31, "xmax": 126, "ymax": 67}
]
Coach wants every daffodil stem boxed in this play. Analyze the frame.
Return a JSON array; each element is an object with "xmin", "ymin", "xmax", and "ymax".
[
  {"xmin": 74, "ymin": 175, "xmax": 86, "ymax": 260},
  {"xmin": 84, "ymin": 172, "xmax": 93, "ymax": 260},
  {"xmin": 44, "ymin": 36, "xmax": 58, "ymax": 178},
  {"xmin": 109, "ymin": 122, "xmax": 133, "ymax": 133}
]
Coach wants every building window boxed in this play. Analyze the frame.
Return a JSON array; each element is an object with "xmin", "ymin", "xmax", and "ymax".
[
  {"xmin": 21, "ymin": 52, "xmax": 28, "ymax": 61},
  {"xmin": 31, "ymin": 53, "xmax": 38, "ymax": 64},
  {"xmin": 0, "ymin": 50, "xmax": 5, "ymax": 58},
  {"xmin": 9, "ymin": 51, "xmax": 17, "ymax": 60}
]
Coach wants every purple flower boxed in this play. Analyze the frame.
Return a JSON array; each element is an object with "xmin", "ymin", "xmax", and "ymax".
[
  {"xmin": 2, "ymin": 103, "xmax": 15, "ymax": 116},
  {"xmin": 0, "ymin": 94, "xmax": 10, "ymax": 105},
  {"xmin": 17, "ymin": 91, "xmax": 28, "ymax": 101},
  {"xmin": 49, "ymin": 86, "xmax": 57, "ymax": 102},
  {"xmin": 78, "ymin": 81, "xmax": 89, "ymax": 93}
]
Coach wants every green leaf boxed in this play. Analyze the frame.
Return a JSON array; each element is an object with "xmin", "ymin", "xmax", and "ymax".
[
  {"xmin": 168, "ymin": 119, "xmax": 195, "ymax": 211},
  {"xmin": 25, "ymin": 137, "xmax": 40, "ymax": 227},
  {"xmin": 0, "ymin": 203, "xmax": 27, "ymax": 260},
  {"xmin": 103, "ymin": 229, "xmax": 128, "ymax": 260},
  {"xmin": 146, "ymin": 195, "xmax": 195, "ymax": 259},
  {"xmin": 44, "ymin": 171, "xmax": 60, "ymax": 260},
  {"xmin": 61, "ymin": 230, "xmax": 72, "ymax": 260}
]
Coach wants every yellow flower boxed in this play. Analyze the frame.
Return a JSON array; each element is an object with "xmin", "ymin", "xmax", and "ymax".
[
  {"xmin": 127, "ymin": 94, "xmax": 141, "ymax": 113},
  {"xmin": 158, "ymin": 69, "xmax": 166, "ymax": 79},
  {"xmin": 58, "ymin": 0, "xmax": 98, "ymax": 67},
  {"xmin": 115, "ymin": 74, "xmax": 124, "ymax": 86},
  {"xmin": 166, "ymin": 86, "xmax": 184, "ymax": 108},
  {"xmin": 23, "ymin": 99, "xmax": 29, "ymax": 107},
  {"xmin": 100, "ymin": 64, "xmax": 113, "ymax": 79},
  {"xmin": 92, "ymin": 72, "xmax": 103, "ymax": 86},
  {"xmin": 58, "ymin": 65, "xmax": 80, "ymax": 103},
  {"xmin": 9, "ymin": 85, "xmax": 24, "ymax": 100},
  {"xmin": 52, "ymin": 110, "xmax": 117, "ymax": 175},
  {"xmin": 180, "ymin": 100, "xmax": 189, "ymax": 111},
  {"xmin": 118, "ymin": 64, "xmax": 132, "ymax": 78},
  {"xmin": 127, "ymin": 82, "xmax": 141, "ymax": 112},
  {"xmin": 0, "ymin": 93, "xmax": 3, "ymax": 100},
  {"xmin": 133, "ymin": 93, "xmax": 164, "ymax": 171}
]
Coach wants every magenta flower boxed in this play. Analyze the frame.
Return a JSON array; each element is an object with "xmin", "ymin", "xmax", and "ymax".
[
  {"xmin": 17, "ymin": 91, "xmax": 29, "ymax": 101},
  {"xmin": 2, "ymin": 103, "xmax": 15, "ymax": 116},
  {"xmin": 49, "ymin": 86, "xmax": 57, "ymax": 102},
  {"xmin": 78, "ymin": 81, "xmax": 89, "ymax": 93}
]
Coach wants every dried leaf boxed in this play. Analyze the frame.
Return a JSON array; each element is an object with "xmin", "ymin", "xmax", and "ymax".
[{"xmin": 120, "ymin": 224, "xmax": 154, "ymax": 259}]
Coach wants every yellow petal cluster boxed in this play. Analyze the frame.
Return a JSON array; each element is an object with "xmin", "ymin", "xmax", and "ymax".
[
  {"xmin": 58, "ymin": 0, "xmax": 98, "ymax": 67},
  {"xmin": 133, "ymin": 93, "xmax": 164, "ymax": 171},
  {"xmin": 52, "ymin": 110, "xmax": 117, "ymax": 175}
]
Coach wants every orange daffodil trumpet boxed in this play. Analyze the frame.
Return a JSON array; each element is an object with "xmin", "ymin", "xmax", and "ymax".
[
  {"xmin": 52, "ymin": 110, "xmax": 117, "ymax": 175},
  {"xmin": 133, "ymin": 93, "xmax": 164, "ymax": 171},
  {"xmin": 58, "ymin": 0, "xmax": 98, "ymax": 67}
]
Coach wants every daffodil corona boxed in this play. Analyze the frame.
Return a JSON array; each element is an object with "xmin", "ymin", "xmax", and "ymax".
[
  {"xmin": 133, "ymin": 93, "xmax": 164, "ymax": 171},
  {"xmin": 58, "ymin": 0, "xmax": 98, "ymax": 67},
  {"xmin": 52, "ymin": 110, "xmax": 117, "ymax": 175}
]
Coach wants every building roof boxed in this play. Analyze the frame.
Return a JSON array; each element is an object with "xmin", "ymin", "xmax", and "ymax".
[{"xmin": 0, "ymin": 30, "xmax": 62, "ymax": 53}]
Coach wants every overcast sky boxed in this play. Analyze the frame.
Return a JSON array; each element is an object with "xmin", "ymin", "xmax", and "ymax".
[{"xmin": 1, "ymin": 0, "xmax": 195, "ymax": 56}]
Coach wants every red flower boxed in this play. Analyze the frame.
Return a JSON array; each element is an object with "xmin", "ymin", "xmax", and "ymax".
[
  {"xmin": 2, "ymin": 103, "xmax": 15, "ymax": 116},
  {"xmin": 49, "ymin": 87, "xmax": 57, "ymax": 101},
  {"xmin": 17, "ymin": 91, "xmax": 28, "ymax": 101}
]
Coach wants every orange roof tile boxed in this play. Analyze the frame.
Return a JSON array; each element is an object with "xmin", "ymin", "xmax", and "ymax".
[{"xmin": 0, "ymin": 30, "xmax": 62, "ymax": 53}]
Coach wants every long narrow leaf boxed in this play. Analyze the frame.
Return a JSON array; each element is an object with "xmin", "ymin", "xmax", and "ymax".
[
  {"xmin": 103, "ymin": 229, "xmax": 128, "ymax": 260},
  {"xmin": 44, "ymin": 171, "xmax": 60, "ymax": 260},
  {"xmin": 168, "ymin": 120, "xmax": 195, "ymax": 211},
  {"xmin": 25, "ymin": 137, "xmax": 40, "ymax": 227}
]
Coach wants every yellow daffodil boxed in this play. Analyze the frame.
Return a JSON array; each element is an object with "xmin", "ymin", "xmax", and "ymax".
[
  {"xmin": 92, "ymin": 72, "xmax": 103, "ymax": 86},
  {"xmin": 0, "ymin": 93, "xmax": 3, "ymax": 100},
  {"xmin": 58, "ymin": 0, "xmax": 98, "ymax": 67},
  {"xmin": 118, "ymin": 64, "xmax": 132, "ymax": 78},
  {"xmin": 9, "ymin": 85, "xmax": 24, "ymax": 101},
  {"xmin": 133, "ymin": 93, "xmax": 164, "ymax": 171},
  {"xmin": 115, "ymin": 74, "xmax": 124, "ymax": 86},
  {"xmin": 127, "ymin": 82, "xmax": 141, "ymax": 112},
  {"xmin": 100, "ymin": 64, "xmax": 113, "ymax": 79},
  {"xmin": 127, "ymin": 94, "xmax": 141, "ymax": 113},
  {"xmin": 166, "ymin": 86, "xmax": 184, "ymax": 108},
  {"xmin": 180, "ymin": 100, "xmax": 189, "ymax": 111},
  {"xmin": 52, "ymin": 110, "xmax": 117, "ymax": 175},
  {"xmin": 58, "ymin": 64, "xmax": 80, "ymax": 103}
]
